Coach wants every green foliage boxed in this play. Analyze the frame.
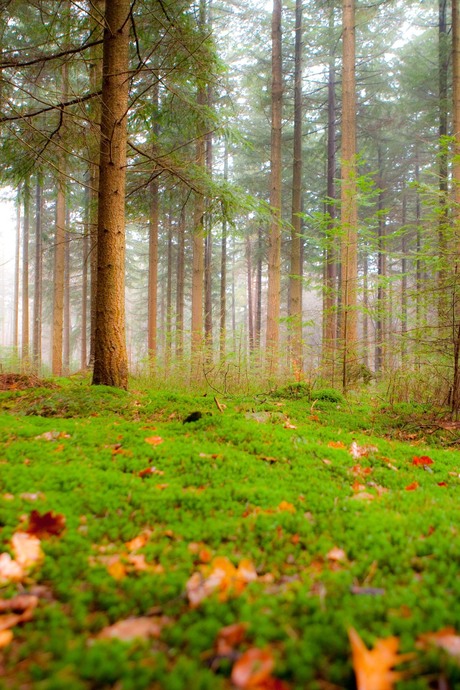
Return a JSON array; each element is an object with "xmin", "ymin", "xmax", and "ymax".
[{"xmin": 0, "ymin": 381, "xmax": 459, "ymax": 688}]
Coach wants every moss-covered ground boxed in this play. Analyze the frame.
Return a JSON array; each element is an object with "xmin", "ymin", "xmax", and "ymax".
[{"xmin": 0, "ymin": 378, "xmax": 459, "ymax": 689}]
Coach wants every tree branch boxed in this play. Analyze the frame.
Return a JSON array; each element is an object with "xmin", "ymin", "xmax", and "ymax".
[
  {"xmin": 0, "ymin": 39, "xmax": 103, "ymax": 70},
  {"xmin": 0, "ymin": 90, "xmax": 101, "ymax": 123}
]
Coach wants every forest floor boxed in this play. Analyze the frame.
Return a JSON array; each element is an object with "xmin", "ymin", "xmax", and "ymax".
[{"xmin": 0, "ymin": 376, "xmax": 459, "ymax": 690}]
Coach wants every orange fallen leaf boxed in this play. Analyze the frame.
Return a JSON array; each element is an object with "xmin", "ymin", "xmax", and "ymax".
[
  {"xmin": 405, "ymin": 482, "xmax": 419, "ymax": 491},
  {"xmin": 145, "ymin": 436, "xmax": 164, "ymax": 446},
  {"xmin": 231, "ymin": 647, "xmax": 275, "ymax": 689},
  {"xmin": 26, "ymin": 510, "xmax": 66, "ymax": 538},
  {"xmin": 0, "ymin": 630, "xmax": 13, "ymax": 648},
  {"xmin": 349, "ymin": 627, "xmax": 409, "ymax": 690},
  {"xmin": 283, "ymin": 422, "xmax": 297, "ymax": 429},
  {"xmin": 351, "ymin": 492, "xmax": 375, "ymax": 502},
  {"xmin": 216, "ymin": 622, "xmax": 248, "ymax": 655},
  {"xmin": 125, "ymin": 532, "xmax": 150, "ymax": 551},
  {"xmin": 139, "ymin": 466, "xmax": 164, "ymax": 478},
  {"xmin": 107, "ymin": 559, "xmax": 127, "ymax": 580},
  {"xmin": 277, "ymin": 501, "xmax": 296, "ymax": 513},
  {"xmin": 412, "ymin": 456, "xmax": 433, "ymax": 466},
  {"xmin": 328, "ymin": 441, "xmax": 346, "ymax": 449},
  {"xmin": 186, "ymin": 556, "xmax": 258, "ymax": 606},
  {"xmin": 327, "ymin": 546, "xmax": 347, "ymax": 562}
]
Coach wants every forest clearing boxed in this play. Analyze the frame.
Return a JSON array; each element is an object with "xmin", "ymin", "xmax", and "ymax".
[{"xmin": 0, "ymin": 377, "xmax": 460, "ymax": 689}]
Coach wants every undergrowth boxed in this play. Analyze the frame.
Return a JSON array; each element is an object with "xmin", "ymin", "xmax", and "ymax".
[{"xmin": 0, "ymin": 380, "xmax": 459, "ymax": 689}]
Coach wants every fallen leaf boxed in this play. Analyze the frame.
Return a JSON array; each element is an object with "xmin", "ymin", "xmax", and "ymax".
[
  {"xmin": 283, "ymin": 422, "xmax": 297, "ymax": 429},
  {"xmin": 327, "ymin": 547, "xmax": 347, "ymax": 562},
  {"xmin": 125, "ymin": 532, "xmax": 151, "ymax": 551},
  {"xmin": 186, "ymin": 556, "xmax": 258, "ymax": 606},
  {"xmin": 231, "ymin": 647, "xmax": 275, "ymax": 688},
  {"xmin": 34, "ymin": 431, "xmax": 70, "ymax": 441},
  {"xmin": 216, "ymin": 622, "xmax": 248, "ymax": 655},
  {"xmin": 349, "ymin": 627, "xmax": 409, "ymax": 690},
  {"xmin": 0, "ymin": 554, "xmax": 23, "ymax": 583},
  {"xmin": 321, "ymin": 458, "xmax": 332, "ymax": 465},
  {"xmin": 26, "ymin": 510, "xmax": 66, "ymax": 538},
  {"xmin": 277, "ymin": 501, "xmax": 296, "ymax": 513},
  {"xmin": 98, "ymin": 616, "xmax": 169, "ymax": 641},
  {"xmin": 351, "ymin": 492, "xmax": 375, "ymax": 501},
  {"xmin": 12, "ymin": 532, "xmax": 43, "ymax": 569},
  {"xmin": 145, "ymin": 436, "xmax": 164, "ymax": 446},
  {"xmin": 328, "ymin": 441, "xmax": 346, "ymax": 449},
  {"xmin": 0, "ymin": 630, "xmax": 13, "ymax": 648},
  {"xmin": 350, "ymin": 442, "xmax": 378, "ymax": 459},
  {"xmin": 412, "ymin": 456, "xmax": 433, "ymax": 466},
  {"xmin": 405, "ymin": 482, "xmax": 419, "ymax": 491},
  {"xmin": 107, "ymin": 559, "xmax": 127, "ymax": 580},
  {"xmin": 437, "ymin": 481, "xmax": 448, "ymax": 487},
  {"xmin": 139, "ymin": 466, "xmax": 164, "ymax": 477},
  {"xmin": 418, "ymin": 627, "xmax": 460, "ymax": 660}
]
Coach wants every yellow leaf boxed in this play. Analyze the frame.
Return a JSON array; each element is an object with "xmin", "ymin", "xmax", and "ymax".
[
  {"xmin": 107, "ymin": 560, "xmax": 127, "ymax": 580},
  {"xmin": 277, "ymin": 501, "xmax": 296, "ymax": 513}
]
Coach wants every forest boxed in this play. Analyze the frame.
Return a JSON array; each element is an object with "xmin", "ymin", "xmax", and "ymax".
[{"xmin": 1, "ymin": 2, "xmax": 460, "ymax": 689}]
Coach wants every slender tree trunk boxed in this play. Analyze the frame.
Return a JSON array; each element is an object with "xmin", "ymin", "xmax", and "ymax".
[
  {"xmin": 266, "ymin": 0, "xmax": 283, "ymax": 374},
  {"xmin": 451, "ymin": 0, "xmax": 460, "ymax": 411},
  {"xmin": 63, "ymin": 208, "xmax": 71, "ymax": 374},
  {"xmin": 255, "ymin": 227, "xmax": 263, "ymax": 351},
  {"xmin": 246, "ymin": 235, "xmax": 254, "ymax": 352},
  {"xmin": 289, "ymin": 0, "xmax": 303, "ymax": 373},
  {"xmin": 401, "ymin": 188, "xmax": 408, "ymax": 362},
  {"xmin": 88, "ymin": 0, "xmax": 104, "ymax": 367},
  {"xmin": 33, "ymin": 178, "xmax": 43, "ymax": 371},
  {"xmin": 340, "ymin": 0, "xmax": 358, "ymax": 390},
  {"xmin": 165, "ymin": 211, "xmax": 173, "ymax": 372},
  {"xmin": 438, "ymin": 0, "xmax": 449, "ymax": 325},
  {"xmin": 220, "ymin": 145, "xmax": 228, "ymax": 362},
  {"xmin": 92, "ymin": 0, "xmax": 131, "ymax": 389},
  {"xmin": 22, "ymin": 180, "xmax": 30, "ymax": 366},
  {"xmin": 204, "ymin": 33, "xmax": 213, "ymax": 355},
  {"xmin": 176, "ymin": 203, "xmax": 186, "ymax": 359},
  {"xmin": 81, "ymin": 183, "xmax": 89, "ymax": 370},
  {"xmin": 52, "ymin": 167, "xmax": 66, "ymax": 376},
  {"xmin": 148, "ymin": 178, "xmax": 159, "ymax": 370},
  {"xmin": 362, "ymin": 247, "xmax": 369, "ymax": 369},
  {"xmin": 375, "ymin": 149, "xmax": 386, "ymax": 374},
  {"xmin": 323, "ymin": 4, "xmax": 337, "ymax": 377},
  {"xmin": 13, "ymin": 188, "xmax": 21, "ymax": 353}
]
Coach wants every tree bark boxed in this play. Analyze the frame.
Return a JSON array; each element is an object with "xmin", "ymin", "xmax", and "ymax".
[
  {"xmin": 33, "ymin": 178, "xmax": 43, "ymax": 371},
  {"xmin": 289, "ymin": 0, "xmax": 303, "ymax": 373},
  {"xmin": 81, "ymin": 182, "xmax": 89, "ymax": 369},
  {"xmin": 88, "ymin": 0, "xmax": 104, "ymax": 367},
  {"xmin": 438, "ymin": 0, "xmax": 449, "ymax": 325},
  {"xmin": 323, "ymin": 3, "xmax": 337, "ymax": 376},
  {"xmin": 176, "ymin": 203, "xmax": 186, "ymax": 359},
  {"xmin": 266, "ymin": 0, "xmax": 283, "ymax": 374},
  {"xmin": 52, "ymin": 165, "xmax": 66, "ymax": 376},
  {"xmin": 22, "ymin": 180, "xmax": 30, "ymax": 366},
  {"xmin": 340, "ymin": 0, "xmax": 358, "ymax": 389},
  {"xmin": 220, "ymin": 144, "xmax": 228, "ymax": 362},
  {"xmin": 92, "ymin": 0, "xmax": 130, "ymax": 389},
  {"xmin": 148, "ymin": 178, "xmax": 159, "ymax": 370},
  {"xmin": 13, "ymin": 188, "xmax": 20, "ymax": 353},
  {"xmin": 63, "ymin": 208, "xmax": 71, "ymax": 374}
]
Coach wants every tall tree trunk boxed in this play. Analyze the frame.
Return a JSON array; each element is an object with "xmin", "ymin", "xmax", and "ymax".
[
  {"xmin": 148, "ymin": 178, "xmax": 159, "ymax": 370},
  {"xmin": 176, "ymin": 203, "xmax": 186, "ymax": 359},
  {"xmin": 438, "ymin": 0, "xmax": 449, "ymax": 325},
  {"xmin": 204, "ymin": 14, "xmax": 213, "ymax": 354},
  {"xmin": 246, "ymin": 235, "xmax": 254, "ymax": 352},
  {"xmin": 22, "ymin": 180, "xmax": 30, "ymax": 366},
  {"xmin": 89, "ymin": 0, "xmax": 104, "ymax": 367},
  {"xmin": 323, "ymin": 4, "xmax": 337, "ymax": 376},
  {"xmin": 220, "ymin": 144, "xmax": 228, "ymax": 362},
  {"xmin": 451, "ymin": 0, "xmax": 460, "ymax": 412},
  {"xmin": 165, "ymin": 211, "xmax": 173, "ymax": 372},
  {"xmin": 92, "ymin": 0, "xmax": 131, "ymax": 389},
  {"xmin": 375, "ymin": 148, "xmax": 386, "ymax": 374},
  {"xmin": 362, "ymin": 247, "xmax": 369, "ymax": 369},
  {"xmin": 288, "ymin": 0, "xmax": 303, "ymax": 373},
  {"xmin": 33, "ymin": 178, "xmax": 43, "ymax": 371},
  {"xmin": 13, "ymin": 187, "xmax": 21, "ymax": 353},
  {"xmin": 340, "ymin": 0, "xmax": 358, "ymax": 389},
  {"xmin": 401, "ymin": 188, "xmax": 408, "ymax": 363},
  {"xmin": 53, "ymin": 165, "xmax": 66, "ymax": 376},
  {"xmin": 255, "ymin": 226, "xmax": 263, "ymax": 351},
  {"xmin": 63, "ymin": 208, "xmax": 71, "ymax": 374},
  {"xmin": 266, "ymin": 0, "xmax": 283, "ymax": 374},
  {"xmin": 81, "ymin": 183, "xmax": 89, "ymax": 370}
]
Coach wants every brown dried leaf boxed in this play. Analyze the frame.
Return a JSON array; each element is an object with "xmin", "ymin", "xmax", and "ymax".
[
  {"xmin": 231, "ymin": 647, "xmax": 275, "ymax": 688},
  {"xmin": 98, "ymin": 616, "xmax": 169, "ymax": 641},
  {"xmin": 216, "ymin": 622, "xmax": 248, "ymax": 655},
  {"xmin": 26, "ymin": 510, "xmax": 66, "ymax": 538}
]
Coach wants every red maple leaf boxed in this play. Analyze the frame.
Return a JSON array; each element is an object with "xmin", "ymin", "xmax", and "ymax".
[{"xmin": 26, "ymin": 510, "xmax": 66, "ymax": 538}]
